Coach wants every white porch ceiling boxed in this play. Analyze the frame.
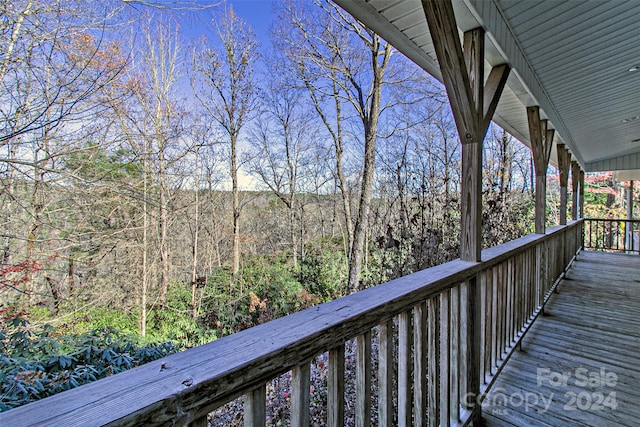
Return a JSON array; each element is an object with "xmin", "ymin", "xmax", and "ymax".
[{"xmin": 333, "ymin": 0, "xmax": 640, "ymax": 172}]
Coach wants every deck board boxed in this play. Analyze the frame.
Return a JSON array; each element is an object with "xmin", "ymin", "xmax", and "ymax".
[{"xmin": 482, "ymin": 251, "xmax": 640, "ymax": 427}]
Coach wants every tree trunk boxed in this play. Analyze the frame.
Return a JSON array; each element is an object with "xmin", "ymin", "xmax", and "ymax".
[
  {"xmin": 346, "ymin": 40, "xmax": 391, "ymax": 294},
  {"xmin": 231, "ymin": 133, "xmax": 241, "ymax": 277}
]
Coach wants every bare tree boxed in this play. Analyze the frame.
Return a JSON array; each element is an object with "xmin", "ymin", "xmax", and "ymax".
[
  {"xmin": 191, "ymin": 6, "xmax": 258, "ymax": 277},
  {"xmin": 276, "ymin": 0, "xmax": 429, "ymax": 293},
  {"xmin": 482, "ymin": 126, "xmax": 534, "ymax": 245},
  {"xmin": 246, "ymin": 51, "xmax": 320, "ymax": 268},
  {"xmin": 104, "ymin": 13, "xmax": 187, "ymax": 332},
  {"xmin": 0, "ymin": 0, "xmax": 128, "ymax": 312},
  {"xmin": 0, "ymin": 0, "xmax": 125, "ymax": 145}
]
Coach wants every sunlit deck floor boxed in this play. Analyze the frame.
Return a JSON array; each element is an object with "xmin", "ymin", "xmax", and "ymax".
[{"xmin": 482, "ymin": 250, "xmax": 640, "ymax": 427}]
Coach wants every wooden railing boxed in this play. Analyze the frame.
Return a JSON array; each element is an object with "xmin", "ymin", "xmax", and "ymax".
[
  {"xmin": 583, "ymin": 218, "xmax": 640, "ymax": 254},
  {"xmin": 0, "ymin": 221, "xmax": 583, "ymax": 427}
]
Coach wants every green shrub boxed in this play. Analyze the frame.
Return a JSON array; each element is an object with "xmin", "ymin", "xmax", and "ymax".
[
  {"xmin": 297, "ymin": 248, "xmax": 347, "ymax": 301},
  {"xmin": 0, "ymin": 318, "xmax": 178, "ymax": 412},
  {"xmin": 61, "ymin": 307, "xmax": 139, "ymax": 336}
]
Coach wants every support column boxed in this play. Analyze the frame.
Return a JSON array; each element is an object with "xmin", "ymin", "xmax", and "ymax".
[
  {"xmin": 627, "ymin": 181, "xmax": 634, "ymax": 220},
  {"xmin": 423, "ymin": 1, "xmax": 510, "ymax": 424},
  {"xmin": 557, "ymin": 144, "xmax": 571, "ymax": 225},
  {"xmin": 579, "ymin": 169, "xmax": 585, "ymax": 218},
  {"xmin": 528, "ymin": 106, "xmax": 554, "ymax": 234},
  {"xmin": 422, "ymin": 2, "xmax": 509, "ymax": 261},
  {"xmin": 627, "ymin": 181, "xmax": 634, "ymax": 251},
  {"xmin": 571, "ymin": 161, "xmax": 581, "ymax": 220}
]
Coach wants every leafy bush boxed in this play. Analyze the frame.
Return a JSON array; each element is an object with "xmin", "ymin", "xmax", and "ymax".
[
  {"xmin": 60, "ymin": 307, "xmax": 140, "ymax": 335},
  {"xmin": 198, "ymin": 253, "xmax": 326, "ymax": 336},
  {"xmin": 297, "ymin": 247, "xmax": 348, "ymax": 301},
  {"xmin": 147, "ymin": 304, "xmax": 218, "ymax": 349},
  {"xmin": 0, "ymin": 318, "xmax": 178, "ymax": 412}
]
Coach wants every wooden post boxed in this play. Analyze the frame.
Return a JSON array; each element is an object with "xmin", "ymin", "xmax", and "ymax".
[
  {"xmin": 579, "ymin": 169, "xmax": 585, "ymax": 218},
  {"xmin": 422, "ymin": 1, "xmax": 510, "ymax": 423},
  {"xmin": 627, "ymin": 181, "xmax": 634, "ymax": 221},
  {"xmin": 627, "ymin": 181, "xmax": 634, "ymax": 251},
  {"xmin": 571, "ymin": 161, "xmax": 581, "ymax": 220},
  {"xmin": 528, "ymin": 106, "xmax": 554, "ymax": 234},
  {"xmin": 291, "ymin": 364, "xmax": 310, "ymax": 427},
  {"xmin": 244, "ymin": 386, "xmax": 266, "ymax": 427},
  {"xmin": 557, "ymin": 145, "xmax": 570, "ymax": 225},
  {"xmin": 398, "ymin": 312, "xmax": 412, "ymax": 426},
  {"xmin": 421, "ymin": 1, "xmax": 509, "ymax": 260},
  {"xmin": 378, "ymin": 323, "xmax": 393, "ymax": 427},
  {"xmin": 328, "ymin": 345, "xmax": 345, "ymax": 427},
  {"xmin": 356, "ymin": 331, "xmax": 371, "ymax": 427}
]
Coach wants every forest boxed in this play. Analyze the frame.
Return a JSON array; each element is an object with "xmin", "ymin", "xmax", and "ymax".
[{"xmin": 0, "ymin": 0, "xmax": 633, "ymax": 411}]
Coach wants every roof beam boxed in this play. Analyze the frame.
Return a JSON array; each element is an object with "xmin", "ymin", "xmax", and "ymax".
[
  {"xmin": 422, "ymin": 0, "xmax": 511, "ymax": 263},
  {"xmin": 482, "ymin": 64, "xmax": 510, "ymax": 134},
  {"xmin": 528, "ymin": 106, "xmax": 555, "ymax": 234},
  {"xmin": 422, "ymin": 0, "xmax": 476, "ymax": 144}
]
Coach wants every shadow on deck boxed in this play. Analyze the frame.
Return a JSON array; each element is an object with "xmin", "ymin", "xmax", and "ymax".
[{"xmin": 482, "ymin": 251, "xmax": 640, "ymax": 427}]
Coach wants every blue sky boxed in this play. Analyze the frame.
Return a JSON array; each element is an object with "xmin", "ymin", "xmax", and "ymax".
[
  {"xmin": 227, "ymin": 0, "xmax": 274, "ymax": 41},
  {"xmin": 177, "ymin": 0, "xmax": 275, "ymax": 46}
]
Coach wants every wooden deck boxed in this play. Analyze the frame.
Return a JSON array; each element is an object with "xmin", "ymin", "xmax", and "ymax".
[{"xmin": 482, "ymin": 250, "xmax": 640, "ymax": 427}]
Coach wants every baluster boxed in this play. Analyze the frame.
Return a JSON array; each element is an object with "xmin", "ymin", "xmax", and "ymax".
[
  {"xmin": 459, "ymin": 281, "xmax": 468, "ymax": 414},
  {"xmin": 191, "ymin": 414, "xmax": 209, "ymax": 427},
  {"xmin": 291, "ymin": 363, "xmax": 310, "ymax": 427},
  {"xmin": 244, "ymin": 386, "xmax": 266, "ymax": 427},
  {"xmin": 482, "ymin": 269, "xmax": 492, "ymax": 384},
  {"xmin": 450, "ymin": 285, "xmax": 460, "ymax": 423},
  {"xmin": 455, "ymin": 277, "xmax": 481, "ymax": 424},
  {"xmin": 497, "ymin": 262, "xmax": 505, "ymax": 361},
  {"xmin": 378, "ymin": 321, "xmax": 393, "ymax": 427},
  {"xmin": 328, "ymin": 345, "xmax": 345, "ymax": 427},
  {"xmin": 398, "ymin": 311, "xmax": 412, "ymax": 427},
  {"xmin": 505, "ymin": 259, "xmax": 513, "ymax": 345},
  {"xmin": 528, "ymin": 247, "xmax": 533, "ymax": 311},
  {"xmin": 490, "ymin": 266, "xmax": 498, "ymax": 373},
  {"xmin": 439, "ymin": 291, "xmax": 451, "ymax": 425},
  {"xmin": 428, "ymin": 296, "xmax": 440, "ymax": 427},
  {"xmin": 514, "ymin": 254, "xmax": 521, "ymax": 335},
  {"xmin": 356, "ymin": 331, "xmax": 371, "ymax": 427},
  {"xmin": 414, "ymin": 302, "xmax": 427, "ymax": 427}
]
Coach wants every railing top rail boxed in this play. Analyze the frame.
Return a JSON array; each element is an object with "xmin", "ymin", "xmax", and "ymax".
[{"xmin": 0, "ymin": 221, "xmax": 583, "ymax": 427}]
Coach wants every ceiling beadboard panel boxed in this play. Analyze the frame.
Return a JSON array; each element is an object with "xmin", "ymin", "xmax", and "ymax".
[{"xmin": 492, "ymin": 0, "xmax": 640, "ymax": 169}]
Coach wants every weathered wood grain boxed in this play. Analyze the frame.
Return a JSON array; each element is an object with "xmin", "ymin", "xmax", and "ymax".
[
  {"xmin": 571, "ymin": 161, "xmax": 580, "ymax": 220},
  {"xmin": 377, "ymin": 323, "xmax": 392, "ymax": 427},
  {"xmin": 328, "ymin": 345, "xmax": 345, "ymax": 427},
  {"xmin": 413, "ymin": 302, "xmax": 427, "ymax": 427},
  {"xmin": 557, "ymin": 144, "xmax": 570, "ymax": 225},
  {"xmin": 398, "ymin": 311, "xmax": 412, "ymax": 427},
  {"xmin": 421, "ymin": 0, "xmax": 476, "ymax": 144},
  {"xmin": 439, "ymin": 291, "xmax": 451, "ymax": 425},
  {"xmin": 355, "ymin": 331, "xmax": 371, "ymax": 427},
  {"xmin": 449, "ymin": 285, "xmax": 460, "ymax": 422},
  {"xmin": 243, "ymin": 386, "xmax": 265, "ymax": 427},
  {"xmin": 528, "ymin": 106, "xmax": 551, "ymax": 234},
  {"xmin": 291, "ymin": 363, "xmax": 310, "ymax": 427},
  {"xmin": 482, "ymin": 64, "xmax": 510, "ymax": 133},
  {"xmin": 427, "ymin": 297, "xmax": 440, "ymax": 427}
]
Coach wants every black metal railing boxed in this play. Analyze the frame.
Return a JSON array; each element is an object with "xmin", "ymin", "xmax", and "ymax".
[{"xmin": 584, "ymin": 218, "xmax": 640, "ymax": 254}]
